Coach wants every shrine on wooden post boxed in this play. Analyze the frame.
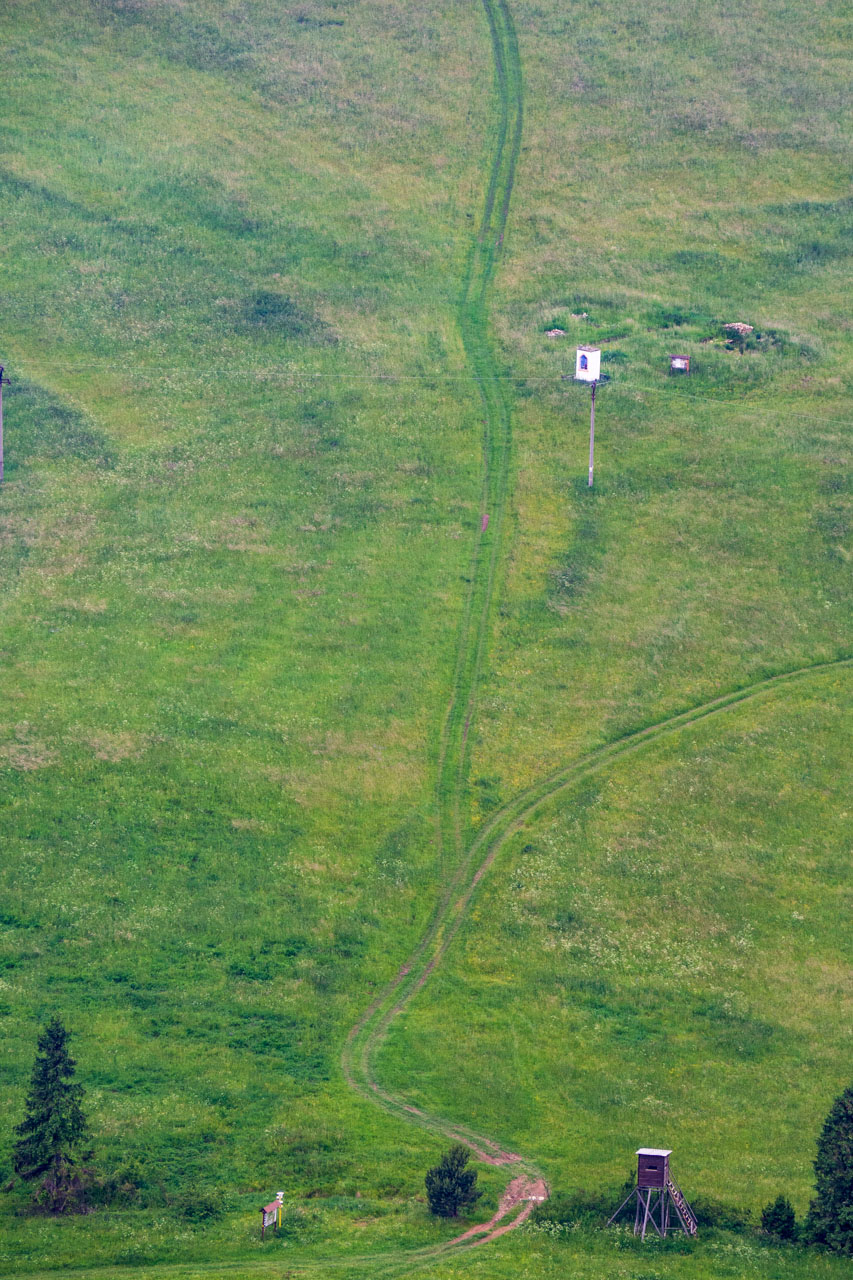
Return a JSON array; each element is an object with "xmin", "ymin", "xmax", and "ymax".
[{"xmin": 574, "ymin": 346, "xmax": 602, "ymax": 486}]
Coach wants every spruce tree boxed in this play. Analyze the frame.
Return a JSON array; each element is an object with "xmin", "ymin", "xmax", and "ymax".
[
  {"xmin": 13, "ymin": 1018, "xmax": 89, "ymax": 1212},
  {"xmin": 425, "ymin": 1144, "xmax": 483, "ymax": 1218},
  {"xmin": 805, "ymin": 1084, "xmax": 853, "ymax": 1254}
]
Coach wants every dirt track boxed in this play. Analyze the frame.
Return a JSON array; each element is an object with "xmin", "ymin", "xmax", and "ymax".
[
  {"xmin": 450, "ymin": 1176, "xmax": 549, "ymax": 1246},
  {"xmin": 341, "ymin": 0, "xmax": 530, "ymax": 1196}
]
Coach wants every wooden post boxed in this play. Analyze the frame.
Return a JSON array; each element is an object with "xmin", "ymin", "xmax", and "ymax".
[
  {"xmin": 587, "ymin": 380, "xmax": 596, "ymax": 487},
  {"xmin": 640, "ymin": 1188, "xmax": 653, "ymax": 1240},
  {"xmin": 0, "ymin": 365, "xmax": 5, "ymax": 484}
]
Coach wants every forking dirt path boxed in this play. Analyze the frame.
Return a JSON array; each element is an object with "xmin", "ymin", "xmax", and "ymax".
[{"xmin": 339, "ymin": 0, "xmax": 853, "ymax": 1269}]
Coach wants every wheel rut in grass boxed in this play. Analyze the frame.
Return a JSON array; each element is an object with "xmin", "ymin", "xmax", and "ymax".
[
  {"xmin": 435, "ymin": 0, "xmax": 523, "ymax": 876},
  {"xmin": 342, "ymin": 0, "xmax": 526, "ymax": 1167},
  {"xmin": 344, "ymin": 655, "xmax": 853, "ymax": 1231}
]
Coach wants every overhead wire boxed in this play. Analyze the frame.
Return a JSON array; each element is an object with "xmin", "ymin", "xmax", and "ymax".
[{"xmin": 2, "ymin": 360, "xmax": 850, "ymax": 428}]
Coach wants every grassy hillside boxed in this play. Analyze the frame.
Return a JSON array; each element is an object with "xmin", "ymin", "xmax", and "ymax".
[
  {"xmin": 477, "ymin": 0, "xmax": 852, "ymax": 789},
  {"xmin": 0, "ymin": 0, "xmax": 851, "ymax": 1277},
  {"xmin": 384, "ymin": 674, "xmax": 853, "ymax": 1204},
  {"xmin": 381, "ymin": 0, "xmax": 853, "ymax": 1222},
  {"xmin": 0, "ymin": 0, "xmax": 498, "ymax": 1264}
]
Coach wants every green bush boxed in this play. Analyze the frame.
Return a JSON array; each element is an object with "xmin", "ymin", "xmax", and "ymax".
[
  {"xmin": 171, "ymin": 1189, "xmax": 225, "ymax": 1222},
  {"xmin": 761, "ymin": 1194, "xmax": 798, "ymax": 1240},
  {"xmin": 690, "ymin": 1194, "xmax": 752, "ymax": 1232},
  {"xmin": 537, "ymin": 1177, "xmax": 633, "ymax": 1228}
]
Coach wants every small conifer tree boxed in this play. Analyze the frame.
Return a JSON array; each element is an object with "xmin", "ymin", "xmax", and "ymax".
[
  {"xmin": 425, "ymin": 1144, "xmax": 483, "ymax": 1218},
  {"xmin": 13, "ymin": 1018, "xmax": 90, "ymax": 1213},
  {"xmin": 805, "ymin": 1083, "xmax": 853, "ymax": 1254},
  {"xmin": 761, "ymin": 1194, "xmax": 797, "ymax": 1240}
]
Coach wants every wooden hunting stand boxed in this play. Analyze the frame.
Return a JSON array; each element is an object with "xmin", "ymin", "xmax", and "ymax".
[{"xmin": 608, "ymin": 1148, "xmax": 697, "ymax": 1240}]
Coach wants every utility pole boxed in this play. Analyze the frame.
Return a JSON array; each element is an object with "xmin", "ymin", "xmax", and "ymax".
[{"xmin": 588, "ymin": 380, "xmax": 596, "ymax": 487}]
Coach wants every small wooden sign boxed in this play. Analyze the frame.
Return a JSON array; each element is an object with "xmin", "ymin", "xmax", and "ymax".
[
  {"xmin": 669, "ymin": 354, "xmax": 690, "ymax": 373},
  {"xmin": 260, "ymin": 1200, "xmax": 281, "ymax": 1239}
]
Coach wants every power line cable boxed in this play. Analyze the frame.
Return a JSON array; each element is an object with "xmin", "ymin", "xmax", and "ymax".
[{"xmin": 3, "ymin": 361, "xmax": 851, "ymax": 427}]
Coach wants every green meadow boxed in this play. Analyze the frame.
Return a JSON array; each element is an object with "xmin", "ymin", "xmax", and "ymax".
[{"xmin": 0, "ymin": 0, "xmax": 851, "ymax": 1277}]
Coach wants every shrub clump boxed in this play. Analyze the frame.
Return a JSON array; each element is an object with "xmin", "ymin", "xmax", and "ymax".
[
  {"xmin": 243, "ymin": 292, "xmax": 335, "ymax": 343},
  {"xmin": 690, "ymin": 1194, "xmax": 752, "ymax": 1233},
  {"xmin": 171, "ymin": 1188, "xmax": 224, "ymax": 1222},
  {"xmin": 534, "ymin": 1184, "xmax": 624, "ymax": 1227},
  {"xmin": 761, "ymin": 1194, "xmax": 798, "ymax": 1240}
]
